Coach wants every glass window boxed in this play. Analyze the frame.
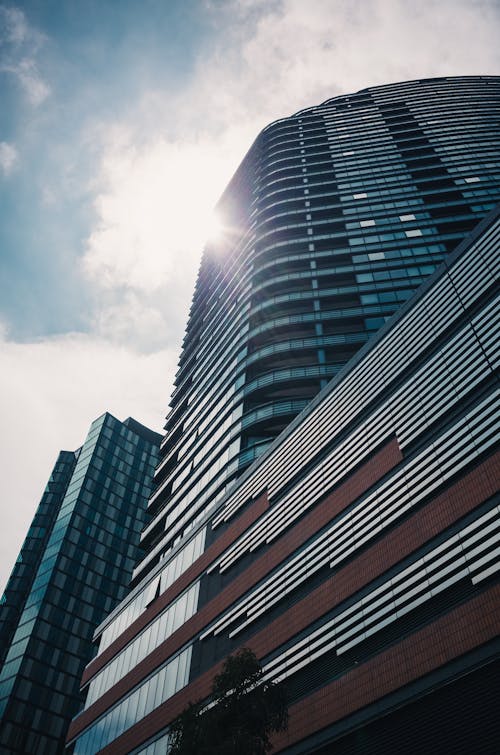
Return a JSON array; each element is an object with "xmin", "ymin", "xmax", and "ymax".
[{"xmin": 164, "ymin": 654, "xmax": 180, "ymax": 700}]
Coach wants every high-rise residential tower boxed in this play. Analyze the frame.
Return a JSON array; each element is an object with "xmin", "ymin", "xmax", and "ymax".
[
  {"xmin": 0, "ymin": 413, "xmax": 160, "ymax": 754},
  {"xmin": 137, "ymin": 74, "xmax": 500, "ymax": 584},
  {"xmin": 69, "ymin": 76, "xmax": 500, "ymax": 754}
]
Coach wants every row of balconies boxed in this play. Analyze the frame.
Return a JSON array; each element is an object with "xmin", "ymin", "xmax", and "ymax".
[{"xmin": 259, "ymin": 106, "xmax": 498, "ymax": 174}]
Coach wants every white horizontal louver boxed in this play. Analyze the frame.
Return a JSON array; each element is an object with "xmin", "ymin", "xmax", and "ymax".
[
  {"xmin": 208, "ymin": 322, "xmax": 497, "ymax": 576},
  {"xmin": 263, "ymin": 505, "xmax": 500, "ymax": 684},
  {"xmin": 201, "ymin": 390, "xmax": 498, "ymax": 640}
]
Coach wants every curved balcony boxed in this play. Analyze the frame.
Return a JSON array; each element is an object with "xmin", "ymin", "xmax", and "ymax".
[
  {"xmin": 244, "ymin": 364, "xmax": 340, "ymax": 398},
  {"xmin": 245, "ymin": 332, "xmax": 369, "ymax": 367},
  {"xmin": 241, "ymin": 399, "xmax": 310, "ymax": 431}
]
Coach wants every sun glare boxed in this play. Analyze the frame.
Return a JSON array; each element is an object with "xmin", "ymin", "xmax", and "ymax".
[{"xmin": 204, "ymin": 210, "xmax": 224, "ymax": 244}]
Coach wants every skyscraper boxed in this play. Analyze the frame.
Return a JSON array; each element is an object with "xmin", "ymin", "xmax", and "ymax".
[
  {"xmin": 138, "ymin": 74, "xmax": 500, "ymax": 585},
  {"xmin": 0, "ymin": 451, "xmax": 78, "ymax": 672},
  {"xmin": 0, "ymin": 413, "xmax": 160, "ymax": 754},
  {"xmin": 69, "ymin": 76, "xmax": 500, "ymax": 753}
]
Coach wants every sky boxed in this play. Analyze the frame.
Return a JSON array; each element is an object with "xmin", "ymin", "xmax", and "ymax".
[{"xmin": 1, "ymin": 0, "xmax": 499, "ymax": 593}]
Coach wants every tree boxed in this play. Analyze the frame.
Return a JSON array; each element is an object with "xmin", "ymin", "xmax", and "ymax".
[{"xmin": 168, "ymin": 648, "xmax": 288, "ymax": 754}]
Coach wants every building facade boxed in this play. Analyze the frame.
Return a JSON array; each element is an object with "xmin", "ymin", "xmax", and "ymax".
[
  {"xmin": 68, "ymin": 77, "xmax": 500, "ymax": 753},
  {"xmin": 0, "ymin": 413, "xmax": 160, "ymax": 754}
]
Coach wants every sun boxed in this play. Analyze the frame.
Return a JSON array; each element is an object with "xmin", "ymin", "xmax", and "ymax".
[{"xmin": 204, "ymin": 210, "xmax": 224, "ymax": 245}]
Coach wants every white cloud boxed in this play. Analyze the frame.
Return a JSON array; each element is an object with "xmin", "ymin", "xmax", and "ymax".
[
  {"xmin": 81, "ymin": 121, "xmax": 256, "ymax": 349},
  {"xmin": 6, "ymin": 56, "xmax": 50, "ymax": 105},
  {"xmin": 0, "ymin": 141, "xmax": 18, "ymax": 175},
  {"xmin": 0, "ymin": 4, "xmax": 50, "ymax": 105},
  {"xmin": 204, "ymin": 0, "xmax": 500, "ymax": 119},
  {"xmin": 0, "ymin": 328, "xmax": 178, "ymax": 593},
  {"xmin": 0, "ymin": 5, "xmax": 27, "ymax": 45},
  {"xmin": 93, "ymin": 290, "xmax": 186, "ymax": 352},
  {"xmin": 83, "ymin": 131, "xmax": 225, "ymax": 292}
]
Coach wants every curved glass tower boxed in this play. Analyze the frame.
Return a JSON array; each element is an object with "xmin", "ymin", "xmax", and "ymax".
[
  {"xmin": 139, "ymin": 75, "xmax": 500, "ymax": 581},
  {"xmin": 69, "ymin": 76, "xmax": 500, "ymax": 755}
]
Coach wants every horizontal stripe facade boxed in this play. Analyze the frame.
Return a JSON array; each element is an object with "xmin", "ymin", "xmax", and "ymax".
[{"xmin": 68, "ymin": 79, "xmax": 500, "ymax": 753}]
